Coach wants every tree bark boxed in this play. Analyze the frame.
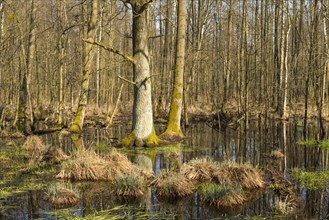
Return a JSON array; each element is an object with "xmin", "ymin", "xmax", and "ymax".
[
  {"xmin": 120, "ymin": 0, "xmax": 159, "ymax": 147},
  {"xmin": 70, "ymin": 0, "xmax": 98, "ymax": 132},
  {"xmin": 161, "ymin": 0, "xmax": 186, "ymax": 140}
]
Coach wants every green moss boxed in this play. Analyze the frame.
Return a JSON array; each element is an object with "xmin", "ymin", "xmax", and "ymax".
[
  {"xmin": 70, "ymin": 123, "xmax": 82, "ymax": 133},
  {"xmin": 297, "ymin": 139, "xmax": 329, "ymax": 150},
  {"xmin": 291, "ymin": 168, "xmax": 329, "ymax": 190},
  {"xmin": 119, "ymin": 132, "xmax": 136, "ymax": 147},
  {"xmin": 320, "ymin": 140, "xmax": 329, "ymax": 150},
  {"xmin": 145, "ymin": 127, "xmax": 160, "ymax": 147},
  {"xmin": 297, "ymin": 139, "xmax": 318, "ymax": 146}
]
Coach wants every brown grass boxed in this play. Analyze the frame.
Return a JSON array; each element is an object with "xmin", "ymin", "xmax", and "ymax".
[
  {"xmin": 56, "ymin": 148, "xmax": 146, "ymax": 182},
  {"xmin": 0, "ymin": 130, "xmax": 9, "ymax": 138},
  {"xmin": 271, "ymin": 149, "xmax": 285, "ymax": 160},
  {"xmin": 198, "ymin": 183, "xmax": 246, "ymax": 208},
  {"xmin": 180, "ymin": 158, "xmax": 217, "ymax": 183},
  {"xmin": 23, "ymin": 135, "xmax": 45, "ymax": 151},
  {"xmin": 180, "ymin": 159, "xmax": 264, "ymax": 190},
  {"xmin": 151, "ymin": 170, "xmax": 194, "ymax": 198},
  {"xmin": 112, "ymin": 174, "xmax": 145, "ymax": 198},
  {"xmin": 213, "ymin": 162, "xmax": 265, "ymax": 189},
  {"xmin": 43, "ymin": 187, "xmax": 79, "ymax": 208},
  {"xmin": 10, "ymin": 131, "xmax": 25, "ymax": 138}
]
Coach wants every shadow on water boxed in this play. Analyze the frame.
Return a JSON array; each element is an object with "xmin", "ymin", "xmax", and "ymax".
[{"xmin": 1, "ymin": 119, "xmax": 329, "ymax": 219}]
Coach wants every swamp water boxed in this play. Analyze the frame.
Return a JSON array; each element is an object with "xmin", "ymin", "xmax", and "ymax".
[{"xmin": 1, "ymin": 120, "xmax": 329, "ymax": 219}]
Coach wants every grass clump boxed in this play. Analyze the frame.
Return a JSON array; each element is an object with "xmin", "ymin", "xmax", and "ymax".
[
  {"xmin": 271, "ymin": 149, "xmax": 284, "ymax": 160},
  {"xmin": 291, "ymin": 169, "xmax": 329, "ymax": 190},
  {"xmin": 151, "ymin": 170, "xmax": 194, "ymax": 198},
  {"xmin": 213, "ymin": 162, "xmax": 265, "ymax": 189},
  {"xmin": 180, "ymin": 158, "xmax": 217, "ymax": 183},
  {"xmin": 198, "ymin": 183, "xmax": 246, "ymax": 208},
  {"xmin": 271, "ymin": 196, "xmax": 295, "ymax": 216},
  {"xmin": 43, "ymin": 183, "xmax": 79, "ymax": 208},
  {"xmin": 22, "ymin": 135, "xmax": 45, "ymax": 151},
  {"xmin": 56, "ymin": 148, "xmax": 145, "ymax": 182},
  {"xmin": 112, "ymin": 174, "xmax": 145, "ymax": 198}
]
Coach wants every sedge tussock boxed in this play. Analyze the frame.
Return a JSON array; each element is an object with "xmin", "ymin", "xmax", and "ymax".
[
  {"xmin": 180, "ymin": 158, "xmax": 217, "ymax": 183},
  {"xmin": 43, "ymin": 186, "xmax": 79, "ymax": 208},
  {"xmin": 151, "ymin": 170, "xmax": 194, "ymax": 198},
  {"xmin": 112, "ymin": 174, "xmax": 145, "ymax": 198},
  {"xmin": 198, "ymin": 183, "xmax": 246, "ymax": 208},
  {"xmin": 56, "ymin": 148, "xmax": 148, "ymax": 181},
  {"xmin": 213, "ymin": 162, "xmax": 265, "ymax": 189}
]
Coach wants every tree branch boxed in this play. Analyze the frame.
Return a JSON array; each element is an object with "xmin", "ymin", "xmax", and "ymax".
[
  {"xmin": 118, "ymin": 75, "xmax": 136, "ymax": 85},
  {"xmin": 83, "ymin": 39, "xmax": 135, "ymax": 64},
  {"xmin": 141, "ymin": 0, "xmax": 153, "ymax": 11}
]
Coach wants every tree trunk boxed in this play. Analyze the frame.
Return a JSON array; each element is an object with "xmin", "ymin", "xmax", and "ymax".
[
  {"xmin": 120, "ymin": 0, "xmax": 159, "ymax": 147},
  {"xmin": 70, "ymin": 0, "xmax": 98, "ymax": 132},
  {"xmin": 161, "ymin": 0, "xmax": 186, "ymax": 140}
]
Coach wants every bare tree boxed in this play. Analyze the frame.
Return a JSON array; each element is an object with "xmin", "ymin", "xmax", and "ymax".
[
  {"xmin": 70, "ymin": 0, "xmax": 98, "ymax": 132},
  {"xmin": 161, "ymin": 0, "xmax": 186, "ymax": 140}
]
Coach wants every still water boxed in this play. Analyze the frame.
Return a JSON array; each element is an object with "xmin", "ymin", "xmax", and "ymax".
[{"xmin": 1, "ymin": 119, "xmax": 329, "ymax": 219}]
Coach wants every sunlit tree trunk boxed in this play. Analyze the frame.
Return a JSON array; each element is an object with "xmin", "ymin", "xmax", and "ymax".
[
  {"xmin": 70, "ymin": 0, "xmax": 98, "ymax": 132},
  {"xmin": 0, "ymin": 2, "xmax": 4, "ymax": 106},
  {"xmin": 121, "ymin": 0, "xmax": 159, "ymax": 147},
  {"xmin": 161, "ymin": 0, "xmax": 186, "ymax": 139},
  {"xmin": 96, "ymin": 3, "xmax": 104, "ymax": 112},
  {"xmin": 15, "ymin": 0, "xmax": 36, "ymax": 133}
]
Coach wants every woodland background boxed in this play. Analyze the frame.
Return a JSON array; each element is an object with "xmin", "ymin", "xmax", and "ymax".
[{"xmin": 0, "ymin": 0, "xmax": 328, "ymax": 128}]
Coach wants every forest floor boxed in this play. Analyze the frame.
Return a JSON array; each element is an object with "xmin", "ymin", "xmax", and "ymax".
[{"xmin": 1, "ymin": 99, "xmax": 328, "ymax": 133}]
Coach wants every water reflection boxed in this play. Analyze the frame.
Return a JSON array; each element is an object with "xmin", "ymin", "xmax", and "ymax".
[{"xmin": 1, "ymin": 120, "xmax": 329, "ymax": 219}]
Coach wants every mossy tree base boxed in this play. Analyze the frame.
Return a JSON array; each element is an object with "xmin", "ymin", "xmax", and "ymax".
[
  {"xmin": 159, "ymin": 131, "xmax": 187, "ymax": 142},
  {"xmin": 69, "ymin": 123, "xmax": 82, "ymax": 133},
  {"xmin": 119, "ymin": 127, "xmax": 163, "ymax": 148},
  {"xmin": 160, "ymin": 125, "xmax": 187, "ymax": 142}
]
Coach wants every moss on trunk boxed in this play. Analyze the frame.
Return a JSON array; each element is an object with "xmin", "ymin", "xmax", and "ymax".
[{"xmin": 119, "ymin": 126, "xmax": 161, "ymax": 148}]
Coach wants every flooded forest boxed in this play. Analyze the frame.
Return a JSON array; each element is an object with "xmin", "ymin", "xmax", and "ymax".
[{"xmin": 1, "ymin": 0, "xmax": 329, "ymax": 219}]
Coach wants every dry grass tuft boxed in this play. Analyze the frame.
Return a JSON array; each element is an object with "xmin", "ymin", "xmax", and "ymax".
[
  {"xmin": 56, "ymin": 148, "xmax": 145, "ymax": 181},
  {"xmin": 271, "ymin": 196, "xmax": 295, "ymax": 216},
  {"xmin": 213, "ymin": 162, "xmax": 265, "ymax": 189},
  {"xmin": 271, "ymin": 149, "xmax": 284, "ymax": 160},
  {"xmin": 10, "ymin": 131, "xmax": 25, "ymax": 138},
  {"xmin": 180, "ymin": 158, "xmax": 217, "ymax": 183},
  {"xmin": 0, "ymin": 130, "xmax": 9, "ymax": 138},
  {"xmin": 198, "ymin": 183, "xmax": 246, "ymax": 208},
  {"xmin": 112, "ymin": 174, "xmax": 145, "ymax": 198},
  {"xmin": 43, "ymin": 185, "xmax": 79, "ymax": 208},
  {"xmin": 46, "ymin": 148, "xmax": 70, "ymax": 163},
  {"xmin": 151, "ymin": 170, "xmax": 194, "ymax": 198},
  {"xmin": 22, "ymin": 135, "xmax": 47, "ymax": 162},
  {"xmin": 23, "ymin": 135, "xmax": 45, "ymax": 151}
]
